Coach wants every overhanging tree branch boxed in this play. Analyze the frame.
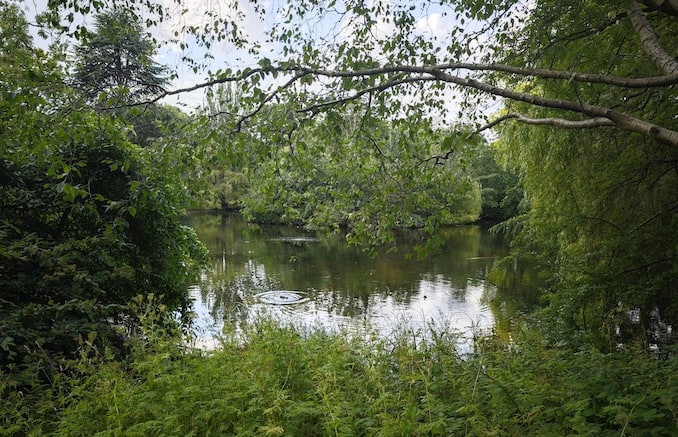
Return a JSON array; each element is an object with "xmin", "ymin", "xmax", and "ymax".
[
  {"xmin": 155, "ymin": 62, "xmax": 677, "ymax": 146},
  {"xmin": 423, "ymin": 114, "xmax": 617, "ymax": 165},
  {"xmin": 478, "ymin": 114, "xmax": 616, "ymax": 132},
  {"xmin": 428, "ymin": 69, "xmax": 678, "ymax": 147},
  {"xmin": 147, "ymin": 61, "xmax": 678, "ymax": 108},
  {"xmin": 438, "ymin": 63, "xmax": 678, "ymax": 88},
  {"xmin": 295, "ymin": 64, "xmax": 678, "ymax": 88},
  {"xmin": 629, "ymin": 1, "xmax": 678, "ymax": 75},
  {"xmin": 286, "ymin": 65, "xmax": 678, "ymax": 146}
]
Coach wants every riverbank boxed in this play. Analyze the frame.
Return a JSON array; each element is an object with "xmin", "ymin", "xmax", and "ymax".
[{"xmin": 3, "ymin": 319, "xmax": 675, "ymax": 436}]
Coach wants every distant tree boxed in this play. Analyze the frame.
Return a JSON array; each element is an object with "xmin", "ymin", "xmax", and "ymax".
[
  {"xmin": 71, "ymin": 8, "xmax": 183, "ymax": 147},
  {"xmin": 72, "ymin": 8, "xmax": 169, "ymax": 106},
  {"xmin": 237, "ymin": 107, "xmax": 483, "ymax": 251},
  {"xmin": 124, "ymin": 103, "xmax": 189, "ymax": 147}
]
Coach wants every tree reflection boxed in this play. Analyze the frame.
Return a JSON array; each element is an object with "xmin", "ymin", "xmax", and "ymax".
[{"xmin": 186, "ymin": 212, "xmax": 530, "ymax": 340}]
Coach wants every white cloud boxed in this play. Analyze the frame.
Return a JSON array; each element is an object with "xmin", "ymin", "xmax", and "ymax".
[{"xmin": 415, "ymin": 12, "xmax": 452, "ymax": 40}]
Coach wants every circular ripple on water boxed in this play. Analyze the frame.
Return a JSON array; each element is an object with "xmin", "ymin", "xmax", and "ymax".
[{"xmin": 254, "ymin": 291, "xmax": 310, "ymax": 305}]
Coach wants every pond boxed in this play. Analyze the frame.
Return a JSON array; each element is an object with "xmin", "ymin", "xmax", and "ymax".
[{"xmin": 185, "ymin": 212, "xmax": 519, "ymax": 351}]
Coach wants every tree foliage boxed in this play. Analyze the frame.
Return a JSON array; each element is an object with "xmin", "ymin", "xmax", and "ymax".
[
  {"xmin": 71, "ymin": 8, "xmax": 169, "ymax": 106},
  {"xmin": 42, "ymin": 0, "xmax": 673, "ymax": 145},
  {"xmin": 0, "ymin": 1, "xmax": 207, "ymax": 384},
  {"xmin": 198, "ymin": 91, "xmax": 486, "ymax": 248},
  {"xmin": 493, "ymin": 0, "xmax": 678, "ymax": 345}
]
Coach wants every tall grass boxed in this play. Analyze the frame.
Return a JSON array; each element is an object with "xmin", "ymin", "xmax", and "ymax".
[{"xmin": 3, "ymin": 318, "xmax": 677, "ymax": 436}]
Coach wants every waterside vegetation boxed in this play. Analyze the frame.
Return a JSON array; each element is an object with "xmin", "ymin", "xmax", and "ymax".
[{"xmin": 4, "ymin": 316, "xmax": 677, "ymax": 436}]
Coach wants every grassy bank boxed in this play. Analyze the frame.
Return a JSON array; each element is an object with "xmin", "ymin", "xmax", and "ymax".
[{"xmin": 2, "ymin": 320, "xmax": 676, "ymax": 436}]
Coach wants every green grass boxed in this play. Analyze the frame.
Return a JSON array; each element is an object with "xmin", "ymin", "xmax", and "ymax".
[{"xmin": 2, "ymin": 320, "xmax": 677, "ymax": 436}]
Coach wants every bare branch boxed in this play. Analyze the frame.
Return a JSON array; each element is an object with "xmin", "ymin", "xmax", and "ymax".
[
  {"xmin": 628, "ymin": 1, "xmax": 678, "ymax": 75},
  {"xmin": 296, "ymin": 64, "xmax": 678, "ymax": 89},
  {"xmin": 485, "ymin": 113, "xmax": 616, "ymax": 130}
]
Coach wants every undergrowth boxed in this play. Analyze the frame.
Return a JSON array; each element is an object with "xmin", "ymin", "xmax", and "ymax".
[{"xmin": 2, "ymin": 318, "xmax": 676, "ymax": 436}]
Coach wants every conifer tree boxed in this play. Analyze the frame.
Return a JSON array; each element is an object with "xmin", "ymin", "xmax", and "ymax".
[{"xmin": 72, "ymin": 8, "xmax": 169, "ymax": 106}]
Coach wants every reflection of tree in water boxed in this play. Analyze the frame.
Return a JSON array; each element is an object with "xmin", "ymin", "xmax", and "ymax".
[
  {"xmin": 186, "ymin": 213, "xmax": 519, "ymax": 330},
  {"xmin": 312, "ymin": 288, "xmax": 370, "ymax": 318},
  {"xmin": 486, "ymin": 259, "xmax": 543, "ymax": 342},
  {"xmin": 200, "ymin": 262, "xmax": 283, "ymax": 324}
]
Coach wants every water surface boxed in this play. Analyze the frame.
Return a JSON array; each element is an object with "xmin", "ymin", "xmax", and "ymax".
[{"xmin": 185, "ymin": 213, "xmax": 509, "ymax": 350}]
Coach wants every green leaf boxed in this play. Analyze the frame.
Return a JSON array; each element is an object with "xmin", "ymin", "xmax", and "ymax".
[{"xmin": 62, "ymin": 182, "xmax": 78, "ymax": 202}]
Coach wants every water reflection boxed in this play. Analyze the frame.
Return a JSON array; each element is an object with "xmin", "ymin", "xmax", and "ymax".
[{"xmin": 185, "ymin": 213, "xmax": 509, "ymax": 350}]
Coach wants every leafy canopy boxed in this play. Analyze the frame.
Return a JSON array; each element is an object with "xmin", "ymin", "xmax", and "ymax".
[{"xmin": 41, "ymin": 0, "xmax": 677, "ymax": 144}]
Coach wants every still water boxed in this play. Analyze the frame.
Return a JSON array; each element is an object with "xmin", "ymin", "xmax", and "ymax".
[{"xmin": 185, "ymin": 213, "xmax": 510, "ymax": 350}]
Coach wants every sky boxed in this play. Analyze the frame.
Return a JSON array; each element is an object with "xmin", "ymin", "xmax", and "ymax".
[
  {"xmin": 151, "ymin": 0, "xmax": 464, "ymax": 109},
  {"xmin": 20, "ymin": 0, "xmax": 512, "ymax": 120}
]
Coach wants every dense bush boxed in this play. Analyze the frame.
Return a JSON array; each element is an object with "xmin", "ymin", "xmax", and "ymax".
[{"xmin": 0, "ymin": 1, "xmax": 208, "ymax": 390}]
